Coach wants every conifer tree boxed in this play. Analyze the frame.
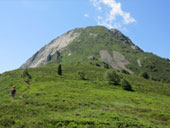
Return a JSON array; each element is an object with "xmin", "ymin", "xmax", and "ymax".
[{"xmin": 58, "ymin": 64, "xmax": 62, "ymax": 75}]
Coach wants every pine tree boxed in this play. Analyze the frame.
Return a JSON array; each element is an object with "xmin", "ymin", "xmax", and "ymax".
[{"xmin": 58, "ymin": 64, "xmax": 62, "ymax": 75}]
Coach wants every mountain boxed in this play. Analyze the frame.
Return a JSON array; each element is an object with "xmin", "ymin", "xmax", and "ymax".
[
  {"xmin": 21, "ymin": 26, "xmax": 170, "ymax": 83},
  {"xmin": 1, "ymin": 26, "xmax": 170, "ymax": 127}
]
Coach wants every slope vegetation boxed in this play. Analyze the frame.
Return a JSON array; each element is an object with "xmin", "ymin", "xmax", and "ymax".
[{"xmin": 0, "ymin": 64, "xmax": 170, "ymax": 128}]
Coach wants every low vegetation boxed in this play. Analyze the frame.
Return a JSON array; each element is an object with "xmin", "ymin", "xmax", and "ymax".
[
  {"xmin": 140, "ymin": 72, "xmax": 150, "ymax": 79},
  {"xmin": 104, "ymin": 69, "xmax": 120, "ymax": 85},
  {"xmin": 121, "ymin": 79, "xmax": 133, "ymax": 91},
  {"xmin": 0, "ymin": 64, "xmax": 170, "ymax": 128},
  {"xmin": 77, "ymin": 71, "xmax": 86, "ymax": 80}
]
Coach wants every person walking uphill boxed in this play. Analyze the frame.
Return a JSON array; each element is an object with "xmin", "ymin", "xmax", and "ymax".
[{"xmin": 11, "ymin": 87, "xmax": 16, "ymax": 99}]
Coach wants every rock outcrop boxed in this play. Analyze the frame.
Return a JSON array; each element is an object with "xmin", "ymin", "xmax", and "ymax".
[
  {"xmin": 21, "ymin": 30, "xmax": 80, "ymax": 68},
  {"xmin": 99, "ymin": 50, "xmax": 133, "ymax": 73}
]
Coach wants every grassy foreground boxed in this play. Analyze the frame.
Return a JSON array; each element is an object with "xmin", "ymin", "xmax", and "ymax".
[{"xmin": 0, "ymin": 65, "xmax": 170, "ymax": 128}]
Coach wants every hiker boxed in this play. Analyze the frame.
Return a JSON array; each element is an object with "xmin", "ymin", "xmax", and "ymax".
[{"xmin": 11, "ymin": 87, "xmax": 16, "ymax": 99}]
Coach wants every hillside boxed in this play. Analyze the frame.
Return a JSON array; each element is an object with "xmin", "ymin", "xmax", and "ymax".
[
  {"xmin": 21, "ymin": 26, "xmax": 170, "ymax": 83},
  {"xmin": 0, "ymin": 64, "xmax": 170, "ymax": 128}
]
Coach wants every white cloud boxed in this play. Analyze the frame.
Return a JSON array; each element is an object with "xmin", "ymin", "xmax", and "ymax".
[
  {"xmin": 84, "ymin": 14, "xmax": 89, "ymax": 17},
  {"xmin": 98, "ymin": 6, "xmax": 102, "ymax": 11},
  {"xmin": 90, "ymin": 0, "xmax": 136, "ymax": 29}
]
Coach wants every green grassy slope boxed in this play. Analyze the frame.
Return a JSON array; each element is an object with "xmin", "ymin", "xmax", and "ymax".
[{"xmin": 0, "ymin": 64, "xmax": 170, "ymax": 128}]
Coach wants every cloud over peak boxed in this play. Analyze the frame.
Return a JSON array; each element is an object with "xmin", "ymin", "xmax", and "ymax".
[
  {"xmin": 84, "ymin": 14, "xmax": 89, "ymax": 17},
  {"xmin": 90, "ymin": 0, "xmax": 136, "ymax": 29}
]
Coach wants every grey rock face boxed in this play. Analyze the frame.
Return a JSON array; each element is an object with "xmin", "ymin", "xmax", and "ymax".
[
  {"xmin": 137, "ymin": 59, "xmax": 142, "ymax": 67},
  {"xmin": 21, "ymin": 30, "xmax": 80, "ymax": 68},
  {"xmin": 99, "ymin": 50, "xmax": 133, "ymax": 73},
  {"xmin": 110, "ymin": 29, "xmax": 142, "ymax": 51}
]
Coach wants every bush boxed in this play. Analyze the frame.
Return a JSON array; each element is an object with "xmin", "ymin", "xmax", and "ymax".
[
  {"xmin": 104, "ymin": 70, "xmax": 120, "ymax": 85},
  {"xmin": 121, "ymin": 79, "xmax": 133, "ymax": 91},
  {"xmin": 121, "ymin": 69, "xmax": 130, "ymax": 74},
  {"xmin": 103, "ymin": 63, "xmax": 111, "ymax": 69},
  {"xmin": 140, "ymin": 72, "xmax": 150, "ymax": 79},
  {"xmin": 77, "ymin": 71, "xmax": 85, "ymax": 80}
]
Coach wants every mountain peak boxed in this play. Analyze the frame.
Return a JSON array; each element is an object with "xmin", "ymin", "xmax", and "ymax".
[
  {"xmin": 20, "ymin": 26, "xmax": 170, "ymax": 83},
  {"xmin": 20, "ymin": 26, "xmax": 142, "ymax": 69},
  {"xmin": 21, "ymin": 29, "xmax": 80, "ymax": 68}
]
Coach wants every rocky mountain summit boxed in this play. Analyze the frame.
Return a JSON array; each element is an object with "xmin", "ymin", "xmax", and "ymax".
[
  {"xmin": 21, "ymin": 26, "xmax": 170, "ymax": 83},
  {"xmin": 21, "ymin": 26, "xmax": 140, "ymax": 69}
]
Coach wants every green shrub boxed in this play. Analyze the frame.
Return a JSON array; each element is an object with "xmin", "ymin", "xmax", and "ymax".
[
  {"xmin": 21, "ymin": 68, "xmax": 32, "ymax": 79},
  {"xmin": 121, "ymin": 79, "xmax": 133, "ymax": 91},
  {"xmin": 121, "ymin": 69, "xmax": 130, "ymax": 74},
  {"xmin": 77, "ymin": 71, "xmax": 85, "ymax": 80},
  {"xmin": 140, "ymin": 72, "xmax": 150, "ymax": 79},
  {"xmin": 104, "ymin": 70, "xmax": 120, "ymax": 85},
  {"xmin": 103, "ymin": 63, "xmax": 111, "ymax": 69},
  {"xmin": 21, "ymin": 68, "xmax": 32, "ymax": 84}
]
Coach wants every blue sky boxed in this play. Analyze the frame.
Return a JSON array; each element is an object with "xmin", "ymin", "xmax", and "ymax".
[{"xmin": 0, "ymin": 0, "xmax": 170, "ymax": 73}]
